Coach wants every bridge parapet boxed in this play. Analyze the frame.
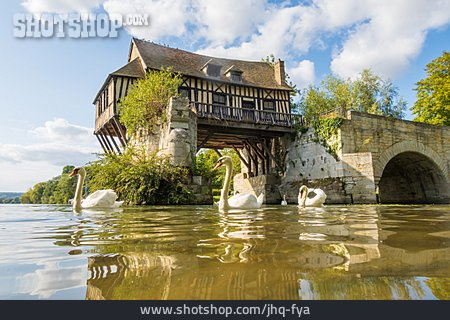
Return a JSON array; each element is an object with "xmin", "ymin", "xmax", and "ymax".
[{"xmin": 281, "ymin": 111, "xmax": 450, "ymax": 204}]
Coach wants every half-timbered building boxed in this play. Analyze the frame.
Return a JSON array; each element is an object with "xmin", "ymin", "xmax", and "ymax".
[{"xmin": 94, "ymin": 38, "xmax": 297, "ymax": 177}]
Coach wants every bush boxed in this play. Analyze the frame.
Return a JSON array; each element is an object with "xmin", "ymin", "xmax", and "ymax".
[
  {"xmin": 119, "ymin": 68, "xmax": 183, "ymax": 135},
  {"xmin": 87, "ymin": 148, "xmax": 192, "ymax": 205}
]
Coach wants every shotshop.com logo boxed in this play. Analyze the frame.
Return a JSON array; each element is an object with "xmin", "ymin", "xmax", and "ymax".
[{"xmin": 13, "ymin": 13, "xmax": 149, "ymax": 38}]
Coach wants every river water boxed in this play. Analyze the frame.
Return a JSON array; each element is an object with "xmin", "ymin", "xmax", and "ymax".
[{"xmin": 0, "ymin": 204, "xmax": 448, "ymax": 300}]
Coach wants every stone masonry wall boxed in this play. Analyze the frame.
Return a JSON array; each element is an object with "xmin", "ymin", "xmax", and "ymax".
[
  {"xmin": 280, "ymin": 128, "xmax": 356, "ymax": 204},
  {"xmin": 280, "ymin": 111, "xmax": 450, "ymax": 204},
  {"xmin": 340, "ymin": 111, "xmax": 450, "ymax": 184},
  {"xmin": 131, "ymin": 97, "xmax": 212, "ymax": 204},
  {"xmin": 158, "ymin": 97, "xmax": 197, "ymax": 167}
]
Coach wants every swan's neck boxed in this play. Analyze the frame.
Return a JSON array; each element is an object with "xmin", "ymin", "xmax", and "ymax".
[
  {"xmin": 219, "ymin": 162, "xmax": 233, "ymax": 210},
  {"xmin": 73, "ymin": 172, "xmax": 85, "ymax": 211},
  {"xmin": 301, "ymin": 187, "xmax": 308, "ymax": 207}
]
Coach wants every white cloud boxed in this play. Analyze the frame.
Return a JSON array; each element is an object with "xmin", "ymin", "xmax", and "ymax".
[
  {"xmin": 0, "ymin": 118, "xmax": 98, "ymax": 166},
  {"xmin": 0, "ymin": 119, "xmax": 99, "ymax": 191},
  {"xmin": 330, "ymin": 0, "xmax": 450, "ymax": 79},
  {"xmin": 0, "ymin": 143, "xmax": 96, "ymax": 166},
  {"xmin": 22, "ymin": 0, "xmax": 100, "ymax": 14},
  {"xmin": 288, "ymin": 60, "xmax": 315, "ymax": 89},
  {"xmin": 31, "ymin": 118, "xmax": 94, "ymax": 145},
  {"xmin": 193, "ymin": 0, "xmax": 269, "ymax": 45},
  {"xmin": 103, "ymin": 0, "xmax": 190, "ymax": 39},
  {"xmin": 196, "ymin": 5, "xmax": 300, "ymax": 60},
  {"xmin": 20, "ymin": 1, "xmax": 450, "ymax": 83}
]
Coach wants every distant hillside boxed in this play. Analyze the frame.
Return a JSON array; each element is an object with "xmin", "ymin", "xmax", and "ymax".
[{"xmin": 0, "ymin": 192, "xmax": 23, "ymax": 204}]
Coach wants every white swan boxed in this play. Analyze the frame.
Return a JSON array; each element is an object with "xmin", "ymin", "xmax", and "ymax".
[
  {"xmin": 213, "ymin": 156, "xmax": 264, "ymax": 211},
  {"xmin": 281, "ymin": 195, "xmax": 288, "ymax": 206},
  {"xmin": 298, "ymin": 185, "xmax": 327, "ymax": 207},
  {"xmin": 69, "ymin": 167, "xmax": 123, "ymax": 211}
]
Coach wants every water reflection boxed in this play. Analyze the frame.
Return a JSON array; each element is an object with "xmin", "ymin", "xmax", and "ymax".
[{"xmin": 0, "ymin": 204, "xmax": 448, "ymax": 299}]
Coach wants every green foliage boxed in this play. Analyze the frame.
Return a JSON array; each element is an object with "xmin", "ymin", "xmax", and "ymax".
[
  {"xmin": 194, "ymin": 149, "xmax": 241, "ymax": 189},
  {"xmin": 261, "ymin": 54, "xmax": 276, "ymax": 66},
  {"xmin": 87, "ymin": 148, "xmax": 192, "ymax": 205},
  {"xmin": 412, "ymin": 51, "xmax": 450, "ymax": 126},
  {"xmin": 0, "ymin": 193, "xmax": 21, "ymax": 204},
  {"xmin": 300, "ymin": 69, "xmax": 406, "ymax": 122},
  {"xmin": 21, "ymin": 165, "xmax": 76, "ymax": 204},
  {"xmin": 313, "ymin": 117, "xmax": 344, "ymax": 158},
  {"xmin": 118, "ymin": 68, "xmax": 183, "ymax": 135}
]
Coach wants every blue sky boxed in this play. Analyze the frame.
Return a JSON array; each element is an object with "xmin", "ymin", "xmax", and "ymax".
[{"xmin": 1, "ymin": 0, "xmax": 449, "ymax": 191}]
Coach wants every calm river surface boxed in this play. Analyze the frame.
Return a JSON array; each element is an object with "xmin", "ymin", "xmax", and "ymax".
[{"xmin": 0, "ymin": 204, "xmax": 448, "ymax": 300}]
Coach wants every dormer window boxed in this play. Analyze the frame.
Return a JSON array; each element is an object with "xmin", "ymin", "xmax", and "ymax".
[
  {"xmin": 201, "ymin": 59, "xmax": 221, "ymax": 77},
  {"xmin": 230, "ymin": 71, "xmax": 242, "ymax": 82},
  {"xmin": 224, "ymin": 65, "xmax": 243, "ymax": 82}
]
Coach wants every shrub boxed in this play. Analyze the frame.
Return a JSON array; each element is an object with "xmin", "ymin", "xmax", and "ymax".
[
  {"xmin": 118, "ymin": 68, "xmax": 183, "ymax": 135},
  {"xmin": 87, "ymin": 148, "xmax": 192, "ymax": 205}
]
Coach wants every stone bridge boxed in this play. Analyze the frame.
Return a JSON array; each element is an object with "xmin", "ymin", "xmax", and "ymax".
[{"xmin": 279, "ymin": 111, "xmax": 450, "ymax": 204}]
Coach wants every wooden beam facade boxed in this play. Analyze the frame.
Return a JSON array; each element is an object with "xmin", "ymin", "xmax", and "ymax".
[{"xmin": 93, "ymin": 66, "xmax": 294, "ymax": 173}]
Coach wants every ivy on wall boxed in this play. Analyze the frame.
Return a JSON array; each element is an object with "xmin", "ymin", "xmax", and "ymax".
[{"xmin": 312, "ymin": 117, "xmax": 344, "ymax": 158}]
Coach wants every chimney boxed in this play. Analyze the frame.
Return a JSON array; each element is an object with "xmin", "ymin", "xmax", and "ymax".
[{"xmin": 274, "ymin": 59, "xmax": 286, "ymax": 85}]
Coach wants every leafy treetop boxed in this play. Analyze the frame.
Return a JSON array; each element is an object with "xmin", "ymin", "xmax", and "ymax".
[
  {"xmin": 412, "ymin": 51, "xmax": 449, "ymax": 126},
  {"xmin": 299, "ymin": 69, "xmax": 407, "ymax": 122}
]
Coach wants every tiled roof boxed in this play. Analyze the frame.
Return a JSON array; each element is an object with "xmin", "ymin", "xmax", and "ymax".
[
  {"xmin": 111, "ymin": 58, "xmax": 145, "ymax": 78},
  {"xmin": 133, "ymin": 38, "xmax": 292, "ymax": 90}
]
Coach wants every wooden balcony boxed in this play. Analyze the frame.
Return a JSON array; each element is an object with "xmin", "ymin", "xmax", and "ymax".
[
  {"xmin": 194, "ymin": 102, "xmax": 302, "ymax": 130},
  {"xmin": 95, "ymin": 102, "xmax": 115, "ymax": 131},
  {"xmin": 95, "ymin": 99, "xmax": 302, "ymax": 153}
]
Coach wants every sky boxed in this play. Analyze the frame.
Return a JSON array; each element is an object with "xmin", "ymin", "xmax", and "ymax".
[{"xmin": 0, "ymin": 0, "xmax": 449, "ymax": 192}]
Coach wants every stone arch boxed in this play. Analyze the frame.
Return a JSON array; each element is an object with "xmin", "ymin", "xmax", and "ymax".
[{"xmin": 374, "ymin": 141, "xmax": 449, "ymax": 204}]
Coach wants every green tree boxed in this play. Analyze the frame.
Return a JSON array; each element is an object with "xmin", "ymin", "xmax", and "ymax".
[
  {"xmin": 195, "ymin": 149, "xmax": 241, "ymax": 189},
  {"xmin": 300, "ymin": 69, "xmax": 407, "ymax": 122},
  {"xmin": 119, "ymin": 68, "xmax": 183, "ymax": 135},
  {"xmin": 412, "ymin": 51, "xmax": 450, "ymax": 126},
  {"xmin": 21, "ymin": 165, "xmax": 76, "ymax": 204}
]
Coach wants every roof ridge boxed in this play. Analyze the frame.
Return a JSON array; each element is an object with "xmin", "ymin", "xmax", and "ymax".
[{"xmin": 133, "ymin": 37, "xmax": 270, "ymax": 65}]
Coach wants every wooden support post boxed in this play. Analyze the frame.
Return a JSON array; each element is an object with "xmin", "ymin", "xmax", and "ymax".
[
  {"xmin": 98, "ymin": 131, "xmax": 113, "ymax": 154},
  {"xmin": 232, "ymin": 146, "xmax": 251, "ymax": 173},
  {"xmin": 105, "ymin": 126, "xmax": 122, "ymax": 154},
  {"xmin": 95, "ymin": 133, "xmax": 108, "ymax": 153},
  {"xmin": 245, "ymin": 142, "xmax": 258, "ymax": 176},
  {"xmin": 244, "ymin": 145, "xmax": 253, "ymax": 177},
  {"xmin": 264, "ymin": 139, "xmax": 271, "ymax": 174},
  {"xmin": 100, "ymin": 129, "xmax": 115, "ymax": 154},
  {"xmin": 113, "ymin": 116, "xmax": 128, "ymax": 144},
  {"xmin": 246, "ymin": 139, "xmax": 267, "ymax": 175},
  {"xmin": 252, "ymin": 148, "xmax": 258, "ymax": 176},
  {"xmin": 197, "ymin": 133, "xmax": 213, "ymax": 151},
  {"xmin": 261, "ymin": 139, "xmax": 283, "ymax": 173},
  {"xmin": 214, "ymin": 149, "xmax": 222, "ymax": 157},
  {"xmin": 111, "ymin": 119, "xmax": 126, "ymax": 148}
]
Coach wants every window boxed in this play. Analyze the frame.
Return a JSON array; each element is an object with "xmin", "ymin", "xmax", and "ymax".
[
  {"xmin": 105, "ymin": 88, "xmax": 109, "ymax": 108},
  {"xmin": 205, "ymin": 64, "xmax": 221, "ymax": 77},
  {"xmin": 242, "ymin": 100, "xmax": 255, "ymax": 109},
  {"xmin": 242, "ymin": 99, "xmax": 255, "ymax": 122},
  {"xmin": 213, "ymin": 93, "xmax": 226, "ymax": 105},
  {"xmin": 178, "ymin": 87, "xmax": 191, "ymax": 100},
  {"xmin": 230, "ymin": 71, "xmax": 242, "ymax": 82},
  {"xmin": 263, "ymin": 100, "xmax": 275, "ymax": 111}
]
